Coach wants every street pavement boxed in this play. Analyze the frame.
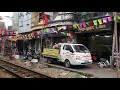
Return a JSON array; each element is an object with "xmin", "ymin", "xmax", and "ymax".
[
  {"xmin": 0, "ymin": 55, "xmax": 118, "ymax": 78},
  {"xmin": 40, "ymin": 57, "xmax": 118, "ymax": 78},
  {"xmin": 75, "ymin": 63, "xmax": 118, "ymax": 78}
]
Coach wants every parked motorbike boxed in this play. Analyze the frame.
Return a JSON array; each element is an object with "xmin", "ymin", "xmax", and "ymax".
[
  {"xmin": 98, "ymin": 58, "xmax": 110, "ymax": 68},
  {"xmin": 32, "ymin": 50, "xmax": 40, "ymax": 61},
  {"xmin": 23, "ymin": 50, "xmax": 32, "ymax": 60},
  {"xmin": 23, "ymin": 50, "xmax": 40, "ymax": 61}
]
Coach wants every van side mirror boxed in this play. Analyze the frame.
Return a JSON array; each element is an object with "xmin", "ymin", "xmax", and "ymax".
[{"xmin": 70, "ymin": 50, "xmax": 74, "ymax": 53}]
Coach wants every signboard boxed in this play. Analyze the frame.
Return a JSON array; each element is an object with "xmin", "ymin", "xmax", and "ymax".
[
  {"xmin": 78, "ymin": 22, "xmax": 112, "ymax": 32},
  {"xmin": 42, "ymin": 48, "xmax": 59, "ymax": 58},
  {"xmin": 48, "ymin": 21, "xmax": 73, "ymax": 27}
]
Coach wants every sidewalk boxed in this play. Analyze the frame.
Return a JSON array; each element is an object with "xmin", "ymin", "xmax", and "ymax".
[
  {"xmin": 77, "ymin": 63, "xmax": 118, "ymax": 78},
  {"xmin": 40, "ymin": 57, "xmax": 118, "ymax": 78}
]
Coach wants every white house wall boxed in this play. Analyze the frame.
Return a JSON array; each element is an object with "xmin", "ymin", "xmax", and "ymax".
[
  {"xmin": 19, "ymin": 12, "xmax": 32, "ymax": 33},
  {"xmin": 12, "ymin": 12, "xmax": 19, "ymax": 34},
  {"xmin": 53, "ymin": 12, "xmax": 74, "ymax": 21}
]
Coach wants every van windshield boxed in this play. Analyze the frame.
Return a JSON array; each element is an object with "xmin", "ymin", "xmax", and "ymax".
[{"xmin": 73, "ymin": 45, "xmax": 90, "ymax": 53}]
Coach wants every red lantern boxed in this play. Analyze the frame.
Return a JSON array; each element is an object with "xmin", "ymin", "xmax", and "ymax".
[{"xmin": 43, "ymin": 12, "xmax": 48, "ymax": 26}]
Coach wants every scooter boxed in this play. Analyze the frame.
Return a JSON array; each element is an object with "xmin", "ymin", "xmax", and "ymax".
[
  {"xmin": 32, "ymin": 50, "xmax": 40, "ymax": 61},
  {"xmin": 23, "ymin": 50, "xmax": 32, "ymax": 60},
  {"xmin": 98, "ymin": 58, "xmax": 110, "ymax": 68}
]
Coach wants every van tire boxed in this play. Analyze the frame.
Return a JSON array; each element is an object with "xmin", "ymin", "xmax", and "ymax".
[
  {"xmin": 47, "ymin": 58, "xmax": 53, "ymax": 64},
  {"xmin": 64, "ymin": 60, "xmax": 71, "ymax": 68}
]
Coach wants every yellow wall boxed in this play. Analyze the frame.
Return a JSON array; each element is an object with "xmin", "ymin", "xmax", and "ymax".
[{"xmin": 31, "ymin": 12, "xmax": 45, "ymax": 30}]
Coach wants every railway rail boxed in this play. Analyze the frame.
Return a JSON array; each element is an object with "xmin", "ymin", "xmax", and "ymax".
[
  {"xmin": 0, "ymin": 56, "xmax": 96, "ymax": 78},
  {"xmin": 0, "ymin": 59, "xmax": 52, "ymax": 78}
]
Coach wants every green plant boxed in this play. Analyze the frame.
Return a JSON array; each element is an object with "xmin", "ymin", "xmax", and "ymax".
[{"xmin": 72, "ymin": 74, "xmax": 82, "ymax": 78}]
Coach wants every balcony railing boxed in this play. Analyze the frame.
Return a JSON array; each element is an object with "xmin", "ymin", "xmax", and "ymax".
[
  {"xmin": 75, "ymin": 12, "xmax": 113, "ymax": 22},
  {"xmin": 31, "ymin": 13, "xmax": 76, "ymax": 29},
  {"xmin": 53, "ymin": 12, "xmax": 75, "ymax": 21}
]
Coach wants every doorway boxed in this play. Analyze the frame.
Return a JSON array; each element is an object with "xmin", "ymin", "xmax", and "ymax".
[{"xmin": 76, "ymin": 32, "xmax": 113, "ymax": 61}]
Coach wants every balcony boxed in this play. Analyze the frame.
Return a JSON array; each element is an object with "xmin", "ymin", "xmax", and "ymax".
[
  {"xmin": 75, "ymin": 12, "xmax": 113, "ymax": 22},
  {"xmin": 47, "ymin": 13, "xmax": 75, "ymax": 27},
  {"xmin": 31, "ymin": 19, "xmax": 45, "ymax": 30}
]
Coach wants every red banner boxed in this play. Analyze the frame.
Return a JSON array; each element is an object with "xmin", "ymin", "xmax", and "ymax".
[
  {"xmin": 4, "ymin": 27, "xmax": 7, "ymax": 35},
  {"xmin": 43, "ymin": 12, "xmax": 48, "ymax": 26}
]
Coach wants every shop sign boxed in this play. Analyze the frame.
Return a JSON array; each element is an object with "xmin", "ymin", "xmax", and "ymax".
[
  {"xmin": 78, "ymin": 22, "xmax": 112, "ymax": 31},
  {"xmin": 48, "ymin": 21, "xmax": 73, "ymax": 27}
]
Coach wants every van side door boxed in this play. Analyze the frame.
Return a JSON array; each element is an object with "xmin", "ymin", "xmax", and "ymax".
[{"xmin": 60, "ymin": 45, "xmax": 73, "ymax": 62}]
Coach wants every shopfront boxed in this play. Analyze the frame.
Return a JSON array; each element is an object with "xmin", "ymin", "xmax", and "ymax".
[{"xmin": 75, "ymin": 16, "xmax": 113, "ymax": 62}]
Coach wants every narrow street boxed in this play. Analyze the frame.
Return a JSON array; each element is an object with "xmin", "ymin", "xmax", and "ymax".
[
  {"xmin": 74, "ymin": 63, "xmax": 117, "ymax": 78},
  {"xmin": 40, "ymin": 58, "xmax": 118, "ymax": 78},
  {"xmin": 0, "ymin": 12, "xmax": 120, "ymax": 78},
  {"xmin": 0, "ymin": 55, "xmax": 119, "ymax": 78}
]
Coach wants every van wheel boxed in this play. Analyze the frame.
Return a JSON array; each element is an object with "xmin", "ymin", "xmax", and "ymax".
[
  {"xmin": 64, "ymin": 60, "xmax": 71, "ymax": 68},
  {"xmin": 47, "ymin": 58, "xmax": 52, "ymax": 64}
]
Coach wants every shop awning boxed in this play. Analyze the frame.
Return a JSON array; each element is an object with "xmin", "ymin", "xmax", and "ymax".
[{"xmin": 8, "ymin": 38, "xmax": 23, "ymax": 42}]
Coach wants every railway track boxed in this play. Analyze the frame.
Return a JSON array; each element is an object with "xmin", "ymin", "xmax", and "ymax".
[
  {"xmin": 40, "ymin": 62, "xmax": 95, "ymax": 78},
  {"xmin": 0, "ymin": 60, "xmax": 52, "ymax": 78}
]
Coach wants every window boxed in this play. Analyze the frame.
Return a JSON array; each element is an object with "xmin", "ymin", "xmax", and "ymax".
[
  {"xmin": 93, "ymin": 12, "xmax": 99, "ymax": 17},
  {"xmin": 73, "ymin": 45, "xmax": 89, "ymax": 53},
  {"xmin": 19, "ymin": 13, "xmax": 24, "ymax": 27},
  {"xmin": 64, "ymin": 45, "xmax": 73, "ymax": 52},
  {"xmin": 19, "ymin": 13, "xmax": 24, "ymax": 18},
  {"xmin": 98, "ymin": 12, "xmax": 105, "ymax": 16},
  {"xmin": 26, "ymin": 12, "xmax": 30, "ymax": 15},
  {"xmin": 39, "ymin": 12, "xmax": 43, "ymax": 22},
  {"xmin": 26, "ymin": 12, "xmax": 30, "ymax": 25},
  {"xmin": 19, "ymin": 17, "xmax": 23, "ymax": 27}
]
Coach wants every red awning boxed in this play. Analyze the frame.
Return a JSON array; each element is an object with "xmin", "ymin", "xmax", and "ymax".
[{"xmin": 9, "ymin": 38, "xmax": 23, "ymax": 42}]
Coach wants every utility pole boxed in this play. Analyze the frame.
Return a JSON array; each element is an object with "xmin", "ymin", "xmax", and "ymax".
[
  {"xmin": 114, "ymin": 12, "xmax": 120, "ymax": 78},
  {"xmin": 17, "ymin": 12, "xmax": 19, "ymax": 56}
]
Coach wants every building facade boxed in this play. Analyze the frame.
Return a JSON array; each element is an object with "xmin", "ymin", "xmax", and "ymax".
[
  {"xmin": 18, "ymin": 12, "xmax": 32, "ymax": 33},
  {"xmin": 31, "ymin": 12, "xmax": 76, "ymax": 52},
  {"xmin": 12, "ymin": 12, "xmax": 19, "ymax": 34},
  {"xmin": 11, "ymin": 12, "xmax": 117, "ymax": 66},
  {"xmin": 31, "ymin": 12, "xmax": 45, "ymax": 52},
  {"xmin": 73, "ymin": 12, "xmax": 114, "ymax": 62},
  {"xmin": 12, "ymin": 12, "xmax": 32, "ymax": 55},
  {"xmin": 0, "ymin": 21, "xmax": 5, "ymax": 54},
  {"xmin": 0, "ymin": 21, "xmax": 5, "ymax": 31}
]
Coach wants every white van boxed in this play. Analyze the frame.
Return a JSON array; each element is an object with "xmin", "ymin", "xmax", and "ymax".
[{"xmin": 42, "ymin": 43, "xmax": 93, "ymax": 68}]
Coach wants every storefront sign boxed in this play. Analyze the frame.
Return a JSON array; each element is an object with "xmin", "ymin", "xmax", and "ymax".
[
  {"xmin": 48, "ymin": 21, "xmax": 73, "ymax": 27},
  {"xmin": 78, "ymin": 22, "xmax": 112, "ymax": 31},
  {"xmin": 42, "ymin": 48, "xmax": 59, "ymax": 58}
]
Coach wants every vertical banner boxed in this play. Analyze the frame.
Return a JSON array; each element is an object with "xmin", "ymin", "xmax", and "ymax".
[{"xmin": 43, "ymin": 12, "xmax": 48, "ymax": 26}]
